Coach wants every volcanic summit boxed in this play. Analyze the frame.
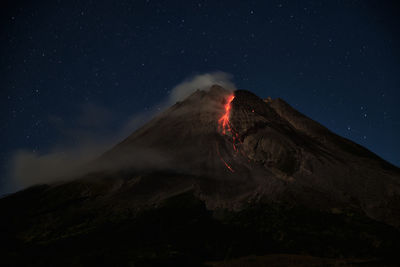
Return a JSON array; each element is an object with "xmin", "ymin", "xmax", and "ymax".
[
  {"xmin": 95, "ymin": 85, "xmax": 400, "ymax": 226},
  {"xmin": 2, "ymin": 85, "xmax": 400, "ymax": 266}
]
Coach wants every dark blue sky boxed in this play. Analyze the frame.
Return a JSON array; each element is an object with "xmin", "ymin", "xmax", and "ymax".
[{"xmin": 1, "ymin": 0, "xmax": 399, "ymax": 191}]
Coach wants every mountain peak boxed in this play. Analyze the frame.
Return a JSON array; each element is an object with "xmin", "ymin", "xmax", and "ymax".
[
  {"xmin": 91, "ymin": 86, "xmax": 400, "ymax": 227},
  {"xmin": 2, "ymin": 85, "xmax": 400, "ymax": 266}
]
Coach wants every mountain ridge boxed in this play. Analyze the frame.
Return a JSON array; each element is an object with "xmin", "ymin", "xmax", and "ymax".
[
  {"xmin": 1, "ymin": 85, "xmax": 400, "ymax": 266},
  {"xmin": 83, "ymin": 85, "xmax": 400, "ymax": 227}
]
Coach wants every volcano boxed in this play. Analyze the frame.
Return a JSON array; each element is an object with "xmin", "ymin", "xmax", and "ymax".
[{"xmin": 2, "ymin": 85, "xmax": 400, "ymax": 266}]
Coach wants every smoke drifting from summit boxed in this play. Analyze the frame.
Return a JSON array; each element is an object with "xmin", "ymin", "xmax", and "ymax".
[
  {"xmin": 169, "ymin": 72, "xmax": 236, "ymax": 103},
  {"xmin": 5, "ymin": 72, "xmax": 236, "ymax": 193}
]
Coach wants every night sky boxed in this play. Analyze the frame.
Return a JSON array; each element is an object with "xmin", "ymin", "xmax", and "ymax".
[{"xmin": 1, "ymin": 0, "xmax": 399, "ymax": 193}]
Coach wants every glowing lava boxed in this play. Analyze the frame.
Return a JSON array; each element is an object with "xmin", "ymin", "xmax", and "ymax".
[
  {"xmin": 216, "ymin": 94, "xmax": 236, "ymax": 173},
  {"xmin": 218, "ymin": 94, "xmax": 235, "ymax": 135},
  {"xmin": 215, "ymin": 142, "xmax": 235, "ymax": 173}
]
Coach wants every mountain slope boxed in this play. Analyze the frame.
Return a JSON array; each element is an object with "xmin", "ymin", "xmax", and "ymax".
[
  {"xmin": 1, "ymin": 85, "xmax": 400, "ymax": 266},
  {"xmin": 95, "ymin": 85, "xmax": 400, "ymax": 227}
]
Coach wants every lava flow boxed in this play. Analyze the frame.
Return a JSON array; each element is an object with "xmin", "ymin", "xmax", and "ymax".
[
  {"xmin": 216, "ymin": 94, "xmax": 236, "ymax": 173},
  {"xmin": 215, "ymin": 142, "xmax": 235, "ymax": 173},
  {"xmin": 218, "ymin": 94, "xmax": 235, "ymax": 135}
]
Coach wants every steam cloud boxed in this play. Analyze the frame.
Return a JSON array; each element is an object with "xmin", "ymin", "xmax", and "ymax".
[
  {"xmin": 169, "ymin": 72, "xmax": 236, "ymax": 103},
  {"xmin": 5, "ymin": 72, "xmax": 236, "ymax": 193}
]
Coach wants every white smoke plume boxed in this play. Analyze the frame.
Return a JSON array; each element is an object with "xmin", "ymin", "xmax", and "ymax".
[
  {"xmin": 4, "ymin": 72, "xmax": 236, "ymax": 193},
  {"xmin": 169, "ymin": 71, "xmax": 236, "ymax": 103}
]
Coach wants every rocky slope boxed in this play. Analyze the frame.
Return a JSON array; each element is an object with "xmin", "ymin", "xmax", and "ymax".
[
  {"xmin": 95, "ymin": 85, "xmax": 400, "ymax": 227},
  {"xmin": 1, "ymin": 85, "xmax": 400, "ymax": 266}
]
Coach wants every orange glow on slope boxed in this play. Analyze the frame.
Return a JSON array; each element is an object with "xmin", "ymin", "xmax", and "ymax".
[
  {"xmin": 216, "ymin": 94, "xmax": 236, "ymax": 173},
  {"xmin": 215, "ymin": 142, "xmax": 235, "ymax": 173},
  {"xmin": 218, "ymin": 94, "xmax": 235, "ymax": 135},
  {"xmin": 216, "ymin": 93, "xmax": 253, "ymax": 172},
  {"xmin": 222, "ymin": 159, "xmax": 234, "ymax": 172}
]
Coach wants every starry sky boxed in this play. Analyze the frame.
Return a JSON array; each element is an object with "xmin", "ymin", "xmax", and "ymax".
[{"xmin": 1, "ymin": 0, "xmax": 399, "ymax": 192}]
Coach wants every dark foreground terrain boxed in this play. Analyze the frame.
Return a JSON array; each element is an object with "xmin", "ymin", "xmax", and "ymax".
[{"xmin": 1, "ymin": 177, "xmax": 400, "ymax": 266}]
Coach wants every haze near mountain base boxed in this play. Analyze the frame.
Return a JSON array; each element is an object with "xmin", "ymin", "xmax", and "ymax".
[{"xmin": 5, "ymin": 72, "xmax": 236, "ymax": 194}]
